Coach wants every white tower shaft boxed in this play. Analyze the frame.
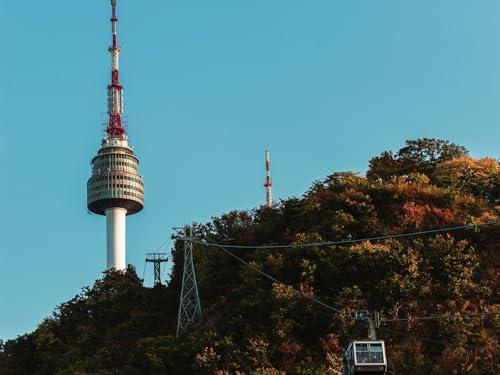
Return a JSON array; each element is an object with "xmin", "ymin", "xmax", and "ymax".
[{"xmin": 106, "ymin": 207, "xmax": 127, "ymax": 270}]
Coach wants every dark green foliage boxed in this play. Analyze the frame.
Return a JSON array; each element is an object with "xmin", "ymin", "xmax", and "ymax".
[
  {"xmin": 1, "ymin": 139, "xmax": 498, "ymax": 374},
  {"xmin": 368, "ymin": 138, "xmax": 469, "ymax": 180},
  {"xmin": 0, "ymin": 267, "xmax": 181, "ymax": 375}
]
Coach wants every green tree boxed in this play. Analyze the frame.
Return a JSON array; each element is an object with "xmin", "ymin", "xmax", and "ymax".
[
  {"xmin": 2, "ymin": 139, "xmax": 498, "ymax": 374},
  {"xmin": 368, "ymin": 138, "xmax": 468, "ymax": 179},
  {"xmin": 433, "ymin": 156, "xmax": 500, "ymax": 202}
]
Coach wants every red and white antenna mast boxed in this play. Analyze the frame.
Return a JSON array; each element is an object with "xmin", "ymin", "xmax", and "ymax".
[
  {"xmin": 264, "ymin": 150, "xmax": 273, "ymax": 207},
  {"xmin": 87, "ymin": 0, "xmax": 144, "ymax": 271},
  {"xmin": 107, "ymin": 0, "xmax": 125, "ymax": 139}
]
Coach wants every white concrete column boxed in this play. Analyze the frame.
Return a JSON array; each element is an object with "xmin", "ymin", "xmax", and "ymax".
[{"xmin": 105, "ymin": 207, "xmax": 127, "ymax": 270}]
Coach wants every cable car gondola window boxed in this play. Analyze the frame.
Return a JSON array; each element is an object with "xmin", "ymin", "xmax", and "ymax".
[
  {"xmin": 369, "ymin": 343, "xmax": 384, "ymax": 363},
  {"xmin": 354, "ymin": 342, "xmax": 385, "ymax": 364},
  {"xmin": 355, "ymin": 343, "xmax": 369, "ymax": 363}
]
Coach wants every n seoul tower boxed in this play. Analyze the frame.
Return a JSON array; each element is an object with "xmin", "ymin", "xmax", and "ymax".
[{"xmin": 87, "ymin": 0, "xmax": 144, "ymax": 270}]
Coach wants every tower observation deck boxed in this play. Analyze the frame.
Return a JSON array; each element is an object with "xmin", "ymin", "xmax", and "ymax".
[{"xmin": 87, "ymin": 0, "xmax": 144, "ymax": 270}]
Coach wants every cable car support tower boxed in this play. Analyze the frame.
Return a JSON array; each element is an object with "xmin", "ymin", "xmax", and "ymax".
[
  {"xmin": 145, "ymin": 253, "xmax": 169, "ymax": 286},
  {"xmin": 175, "ymin": 227, "xmax": 202, "ymax": 337}
]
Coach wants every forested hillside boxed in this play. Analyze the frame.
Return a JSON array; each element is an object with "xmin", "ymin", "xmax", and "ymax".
[{"xmin": 1, "ymin": 139, "xmax": 499, "ymax": 374}]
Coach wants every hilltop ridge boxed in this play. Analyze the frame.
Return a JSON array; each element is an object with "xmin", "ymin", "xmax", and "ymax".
[{"xmin": 1, "ymin": 139, "xmax": 499, "ymax": 374}]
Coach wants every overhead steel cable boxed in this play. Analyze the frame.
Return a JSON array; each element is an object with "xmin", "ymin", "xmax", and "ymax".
[
  {"xmin": 175, "ymin": 220, "xmax": 499, "ymax": 328},
  {"xmin": 155, "ymin": 238, "xmax": 170, "ymax": 253},
  {"xmin": 381, "ymin": 311, "xmax": 500, "ymax": 323},
  {"xmin": 192, "ymin": 220, "xmax": 500, "ymax": 250},
  {"xmin": 378, "ymin": 312, "xmax": 500, "ymax": 346},
  {"xmin": 378, "ymin": 326, "xmax": 448, "ymax": 346},
  {"xmin": 142, "ymin": 260, "xmax": 147, "ymax": 282},
  {"xmin": 210, "ymin": 240, "xmax": 500, "ymax": 324},
  {"xmin": 195, "ymin": 240, "xmax": 500, "ymax": 325},
  {"xmin": 200, "ymin": 239, "xmax": 353, "ymax": 320}
]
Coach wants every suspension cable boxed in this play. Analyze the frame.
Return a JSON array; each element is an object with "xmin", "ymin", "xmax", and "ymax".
[
  {"xmin": 191, "ymin": 238, "xmax": 500, "ymax": 325},
  {"xmin": 201, "ymin": 239, "xmax": 353, "ymax": 320},
  {"xmin": 177, "ymin": 220, "xmax": 500, "ymax": 325},
  {"xmin": 381, "ymin": 311, "xmax": 500, "ymax": 323},
  {"xmin": 192, "ymin": 220, "xmax": 500, "ymax": 250}
]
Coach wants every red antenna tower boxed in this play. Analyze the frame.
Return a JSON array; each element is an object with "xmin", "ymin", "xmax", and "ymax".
[
  {"xmin": 264, "ymin": 150, "xmax": 273, "ymax": 207},
  {"xmin": 107, "ymin": 0, "xmax": 125, "ymax": 138}
]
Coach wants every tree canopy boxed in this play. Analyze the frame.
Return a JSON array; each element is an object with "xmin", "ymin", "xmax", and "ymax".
[
  {"xmin": 1, "ymin": 139, "xmax": 498, "ymax": 374},
  {"xmin": 368, "ymin": 138, "xmax": 469, "ymax": 180}
]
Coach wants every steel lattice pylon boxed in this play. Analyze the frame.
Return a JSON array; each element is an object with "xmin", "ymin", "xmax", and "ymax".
[
  {"xmin": 145, "ymin": 252, "xmax": 168, "ymax": 286},
  {"xmin": 176, "ymin": 227, "xmax": 202, "ymax": 337}
]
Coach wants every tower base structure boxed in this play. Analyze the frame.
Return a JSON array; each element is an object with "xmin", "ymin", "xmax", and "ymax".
[{"xmin": 106, "ymin": 207, "xmax": 127, "ymax": 270}]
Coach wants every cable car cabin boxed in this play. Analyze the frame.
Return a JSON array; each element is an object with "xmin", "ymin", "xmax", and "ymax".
[{"xmin": 342, "ymin": 340, "xmax": 387, "ymax": 375}]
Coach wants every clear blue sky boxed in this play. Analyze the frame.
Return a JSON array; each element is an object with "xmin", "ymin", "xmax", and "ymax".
[{"xmin": 0, "ymin": 0, "xmax": 499, "ymax": 340}]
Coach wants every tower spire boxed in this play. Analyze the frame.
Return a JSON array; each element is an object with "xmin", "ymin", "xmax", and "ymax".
[
  {"xmin": 107, "ymin": 0, "xmax": 124, "ymax": 138},
  {"xmin": 264, "ymin": 150, "xmax": 273, "ymax": 207}
]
